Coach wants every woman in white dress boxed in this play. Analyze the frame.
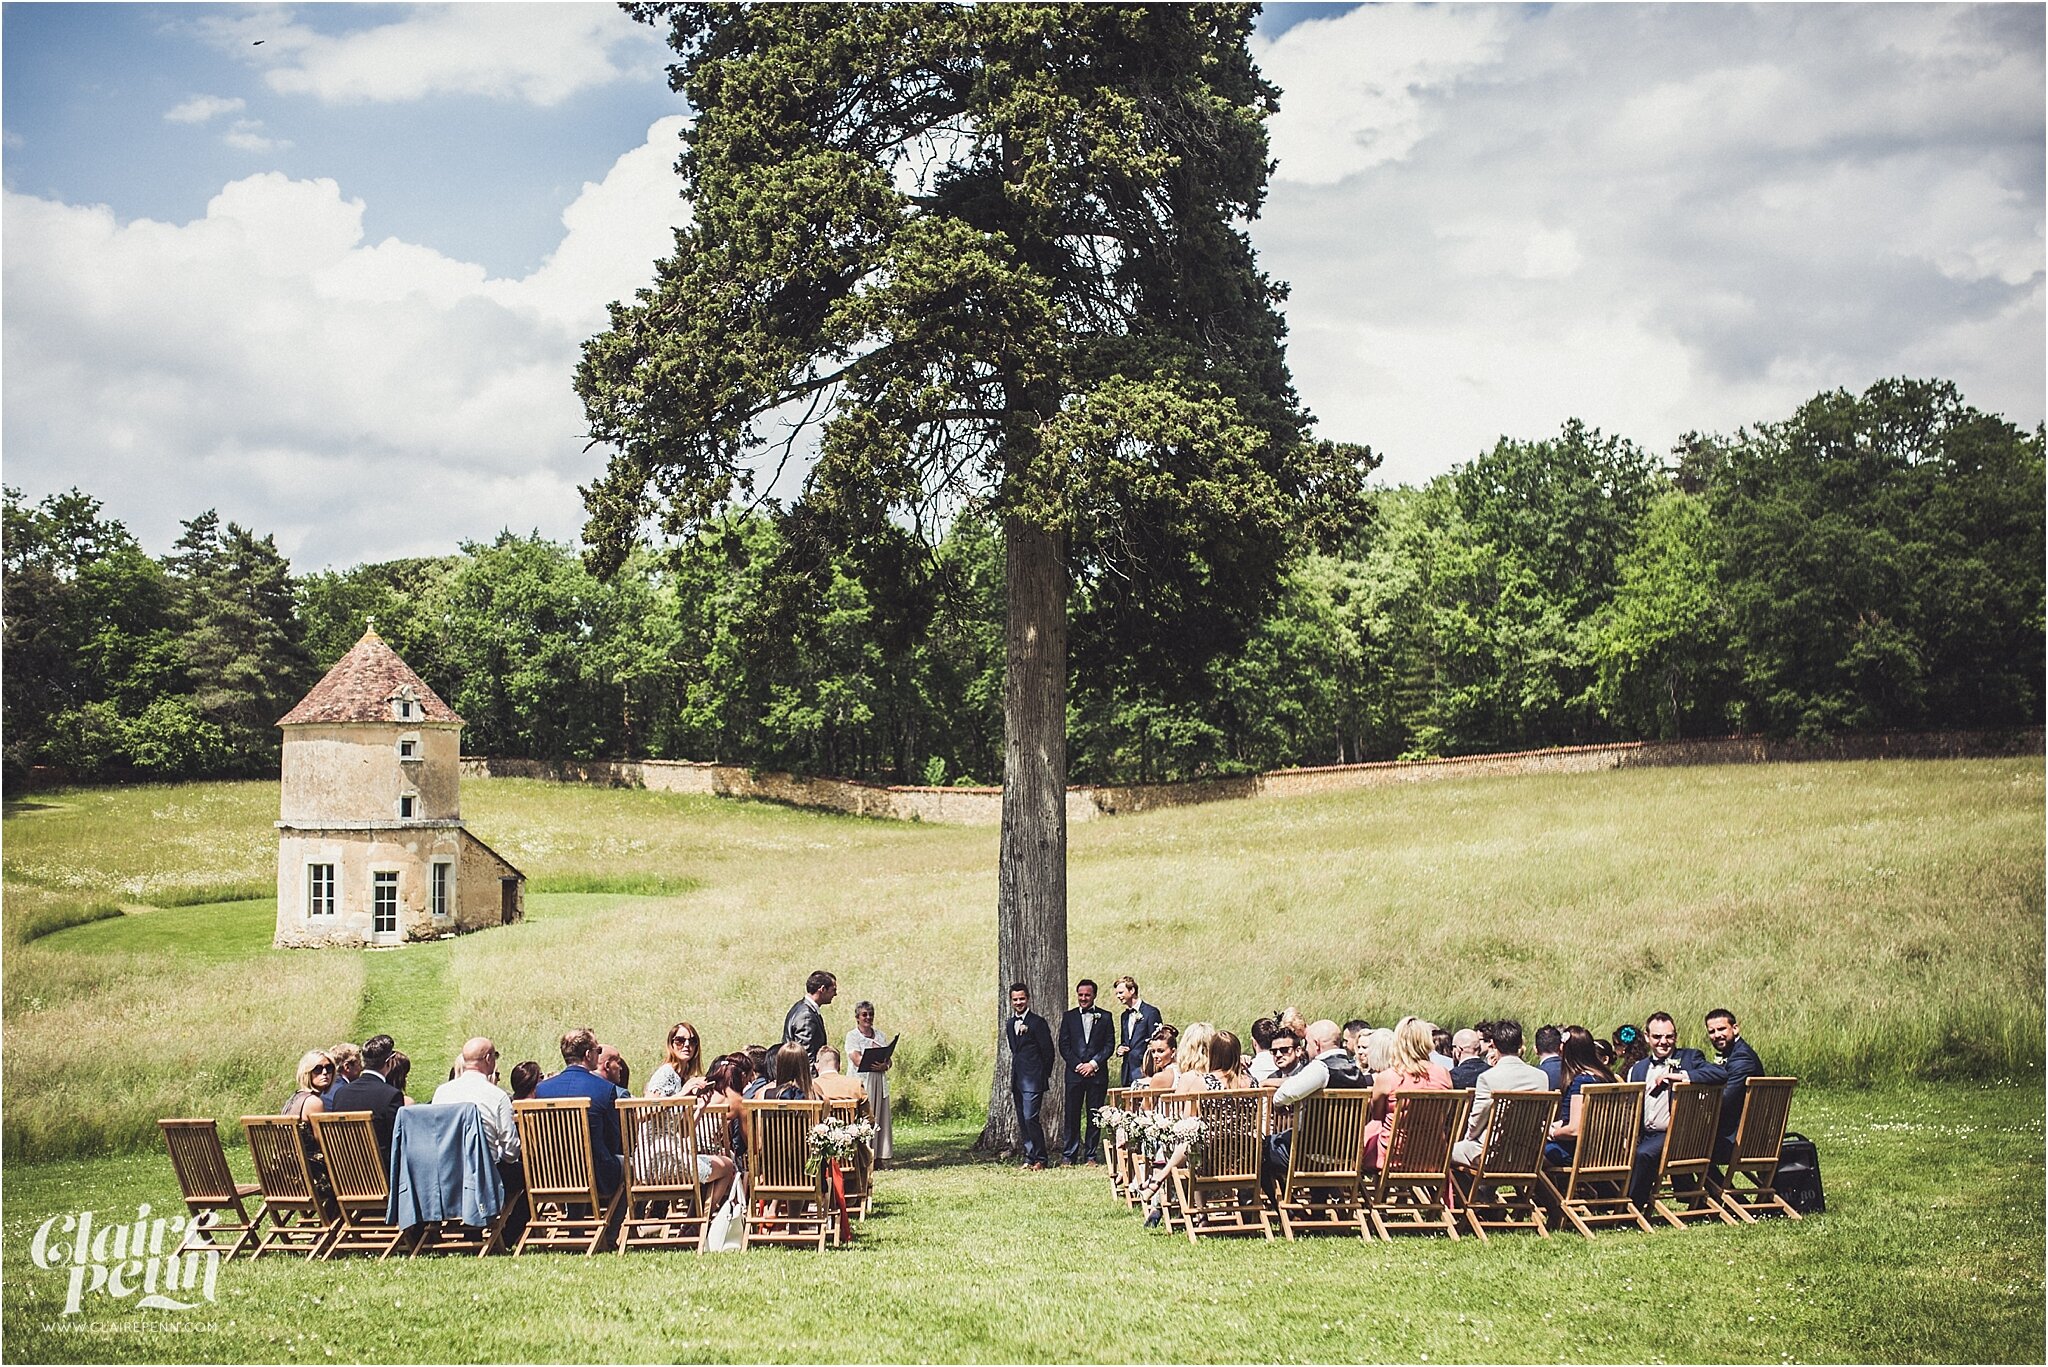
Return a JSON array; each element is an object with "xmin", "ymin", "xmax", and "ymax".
[{"xmin": 845, "ymin": 1001, "xmax": 893, "ymax": 1163}]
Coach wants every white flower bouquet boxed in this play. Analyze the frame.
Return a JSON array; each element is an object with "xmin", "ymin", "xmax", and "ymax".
[{"xmin": 807, "ymin": 1116, "xmax": 877, "ymax": 1170}]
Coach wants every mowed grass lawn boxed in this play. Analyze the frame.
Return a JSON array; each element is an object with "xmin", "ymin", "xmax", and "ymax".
[{"xmin": 2, "ymin": 758, "xmax": 2043, "ymax": 1362}]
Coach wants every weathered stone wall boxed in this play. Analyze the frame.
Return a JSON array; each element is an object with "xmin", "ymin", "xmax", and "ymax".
[
  {"xmin": 275, "ymin": 824, "xmax": 465, "ymax": 947},
  {"xmin": 280, "ymin": 722, "xmax": 461, "ymax": 824},
  {"xmin": 459, "ymin": 729, "xmax": 2042, "ymax": 827},
  {"xmin": 458, "ymin": 831, "xmax": 523, "ymax": 931}
]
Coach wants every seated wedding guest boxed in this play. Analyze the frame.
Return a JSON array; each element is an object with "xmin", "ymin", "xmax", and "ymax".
[
  {"xmin": 329, "ymin": 1034, "xmax": 405, "ymax": 1167},
  {"xmin": 1592, "ymin": 1037, "xmax": 1615, "ymax": 1070},
  {"xmin": 814, "ymin": 1047, "xmax": 869, "ymax": 1103},
  {"xmin": 647, "ymin": 1022, "xmax": 710, "ymax": 1098},
  {"xmin": 591, "ymin": 1044, "xmax": 631, "ymax": 1099},
  {"xmin": 283, "ymin": 1050, "xmax": 334, "ymax": 1119},
  {"xmin": 1140, "ymin": 1031, "xmax": 1179, "ymax": 1090},
  {"xmin": 1260, "ymin": 1020, "xmax": 1364, "ymax": 1193},
  {"xmin": 510, "ymin": 1061, "xmax": 542, "ymax": 1102},
  {"xmin": 1674, "ymin": 1008, "xmax": 1764, "ymax": 1160},
  {"xmin": 1359, "ymin": 1027, "xmax": 1397, "ymax": 1074},
  {"xmin": 1263, "ymin": 1025, "xmax": 1305, "ymax": 1084},
  {"xmin": 1429, "ymin": 1024, "xmax": 1455, "ymax": 1073},
  {"xmin": 322, "ymin": 1042, "xmax": 362, "ymax": 1106},
  {"xmin": 387, "ymin": 1050, "xmax": 415, "ymax": 1106},
  {"xmin": 1363, "ymin": 1016, "xmax": 1453, "ymax": 1170},
  {"xmin": 1342, "ymin": 1019, "xmax": 1372, "ymax": 1061},
  {"xmin": 701, "ymin": 1053, "xmax": 755, "ymax": 1161},
  {"xmin": 1625, "ymin": 1011, "xmax": 1710, "ymax": 1208},
  {"xmin": 741, "ymin": 1044, "xmax": 774, "ymax": 1098},
  {"xmin": 1544, "ymin": 1026, "xmax": 1617, "ymax": 1166},
  {"xmin": 846, "ymin": 1000, "xmax": 895, "ymax": 1162},
  {"xmin": 766, "ymin": 1042, "xmax": 823, "ymax": 1101},
  {"xmin": 1247, "ymin": 1016, "xmax": 1282, "ymax": 1083},
  {"xmin": 1138, "ymin": 1028, "xmax": 1251, "ymax": 1226},
  {"xmin": 432, "ymin": 1038, "xmax": 526, "ymax": 1243},
  {"xmin": 1451, "ymin": 1017, "xmax": 1551, "ymax": 1168},
  {"xmin": 1449, "ymin": 1028, "xmax": 1488, "ymax": 1091},
  {"xmin": 1534, "ymin": 1024, "xmax": 1566, "ymax": 1108},
  {"xmin": 533, "ymin": 1028, "xmax": 623, "ymax": 1195},
  {"xmin": 1611, "ymin": 1022, "xmax": 1648, "ymax": 1073}
]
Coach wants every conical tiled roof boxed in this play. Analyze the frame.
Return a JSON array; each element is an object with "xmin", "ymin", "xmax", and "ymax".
[{"xmin": 277, "ymin": 628, "xmax": 462, "ymax": 727}]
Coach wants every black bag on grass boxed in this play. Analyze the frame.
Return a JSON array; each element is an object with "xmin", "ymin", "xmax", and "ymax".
[{"xmin": 1774, "ymin": 1132, "xmax": 1825, "ymax": 1214}]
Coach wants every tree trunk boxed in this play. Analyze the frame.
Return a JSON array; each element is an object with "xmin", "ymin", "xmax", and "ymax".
[{"xmin": 974, "ymin": 514, "xmax": 1070, "ymax": 1155}]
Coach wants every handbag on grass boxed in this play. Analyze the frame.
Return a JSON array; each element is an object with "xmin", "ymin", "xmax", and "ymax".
[{"xmin": 707, "ymin": 1178, "xmax": 746, "ymax": 1252}]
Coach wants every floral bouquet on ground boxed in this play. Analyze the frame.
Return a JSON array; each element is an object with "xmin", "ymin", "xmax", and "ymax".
[
  {"xmin": 1094, "ymin": 1104, "xmax": 1133, "ymax": 1145},
  {"xmin": 808, "ymin": 1117, "xmax": 877, "ymax": 1171}
]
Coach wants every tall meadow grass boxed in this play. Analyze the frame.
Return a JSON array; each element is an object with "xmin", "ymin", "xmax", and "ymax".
[{"xmin": 3, "ymin": 759, "xmax": 2040, "ymax": 1160}]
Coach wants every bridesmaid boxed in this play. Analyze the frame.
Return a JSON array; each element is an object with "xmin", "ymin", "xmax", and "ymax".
[{"xmin": 845, "ymin": 1001, "xmax": 894, "ymax": 1164}]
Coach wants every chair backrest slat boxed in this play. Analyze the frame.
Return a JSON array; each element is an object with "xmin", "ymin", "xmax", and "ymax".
[
  {"xmin": 1561, "ymin": 1083, "xmax": 1643, "ymax": 1190},
  {"xmin": 1286, "ymin": 1092, "xmax": 1368, "ymax": 1181},
  {"xmin": 514, "ymin": 1098, "xmax": 600, "ymax": 1205},
  {"xmin": 1192, "ymin": 1090, "xmax": 1269, "ymax": 1180},
  {"xmin": 242, "ymin": 1116, "xmax": 317, "ymax": 1203},
  {"xmin": 1474, "ymin": 1092, "xmax": 1553, "ymax": 1181},
  {"xmin": 1383, "ymin": 1090, "xmax": 1469, "ymax": 1179},
  {"xmin": 1731, "ymin": 1078, "xmax": 1797, "ymax": 1164},
  {"xmin": 308, "ymin": 1112, "xmax": 387, "ymax": 1203},
  {"xmin": 1660, "ymin": 1084, "xmax": 1723, "ymax": 1171},
  {"xmin": 745, "ymin": 1100, "xmax": 825, "ymax": 1199},
  {"xmin": 620, "ymin": 1097, "xmax": 701, "ymax": 1195},
  {"xmin": 159, "ymin": 1119, "xmax": 237, "ymax": 1202}
]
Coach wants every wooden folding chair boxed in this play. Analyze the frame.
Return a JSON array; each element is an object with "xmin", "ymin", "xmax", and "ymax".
[
  {"xmin": 1101, "ymin": 1088, "xmax": 1131, "ymax": 1200},
  {"xmin": 239, "ymin": 1116, "xmax": 339, "ymax": 1258},
  {"xmin": 1274, "ymin": 1092, "xmax": 1372, "ymax": 1240},
  {"xmin": 1365, "ymin": 1089, "xmax": 1472, "ymax": 1240},
  {"xmin": 1166, "ymin": 1090, "xmax": 1273, "ymax": 1242},
  {"xmin": 1116, "ymin": 1089, "xmax": 1161, "ymax": 1208},
  {"xmin": 618, "ymin": 1097, "xmax": 710, "ymax": 1252},
  {"xmin": 743, "ymin": 1100, "xmax": 832, "ymax": 1249},
  {"xmin": 512, "ymin": 1097, "xmax": 620, "ymax": 1254},
  {"xmin": 1455, "ymin": 1091, "xmax": 1554, "ymax": 1241},
  {"xmin": 1541, "ymin": 1083, "xmax": 1654, "ymax": 1237},
  {"xmin": 391, "ymin": 1104, "xmax": 517, "ymax": 1258},
  {"xmin": 1649, "ymin": 1083, "xmax": 1737, "ymax": 1228},
  {"xmin": 1707, "ymin": 1078, "xmax": 1802, "ymax": 1222},
  {"xmin": 159, "ymin": 1118, "xmax": 262, "ymax": 1258},
  {"xmin": 307, "ymin": 1112, "xmax": 416, "ymax": 1259},
  {"xmin": 827, "ymin": 1096, "xmax": 875, "ymax": 1223},
  {"xmin": 1140, "ymin": 1094, "xmax": 1196, "ymax": 1223}
]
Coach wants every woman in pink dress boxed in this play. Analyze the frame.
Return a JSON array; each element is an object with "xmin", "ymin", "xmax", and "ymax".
[{"xmin": 1362, "ymin": 1016, "xmax": 1453, "ymax": 1171}]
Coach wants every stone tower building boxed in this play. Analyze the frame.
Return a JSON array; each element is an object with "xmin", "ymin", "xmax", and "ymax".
[{"xmin": 273, "ymin": 628, "xmax": 524, "ymax": 948}]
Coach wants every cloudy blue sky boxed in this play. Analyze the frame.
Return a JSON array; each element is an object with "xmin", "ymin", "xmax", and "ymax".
[{"xmin": 4, "ymin": 2, "xmax": 2042, "ymax": 570}]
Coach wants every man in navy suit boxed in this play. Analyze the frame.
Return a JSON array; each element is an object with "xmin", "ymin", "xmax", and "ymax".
[
  {"xmin": 1004, "ymin": 983, "xmax": 1056, "ymax": 1169},
  {"xmin": 1625, "ymin": 1011, "xmax": 1712, "ymax": 1208},
  {"xmin": 327, "ymin": 1033, "xmax": 404, "ymax": 1169},
  {"xmin": 1680, "ymin": 1008, "xmax": 1764, "ymax": 1161},
  {"xmin": 1112, "ymin": 975, "xmax": 1162, "ymax": 1088},
  {"xmin": 533, "ymin": 1027, "xmax": 623, "ymax": 1196},
  {"xmin": 1057, "ymin": 979, "xmax": 1116, "ymax": 1166}
]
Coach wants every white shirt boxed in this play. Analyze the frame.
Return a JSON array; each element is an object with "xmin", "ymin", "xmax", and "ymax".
[
  {"xmin": 1640, "ymin": 1058, "xmax": 1685, "ymax": 1131},
  {"xmin": 432, "ymin": 1070, "xmax": 520, "ymax": 1163},
  {"xmin": 1248, "ymin": 1050, "xmax": 1278, "ymax": 1083},
  {"xmin": 1274, "ymin": 1048, "xmax": 1349, "ymax": 1106}
]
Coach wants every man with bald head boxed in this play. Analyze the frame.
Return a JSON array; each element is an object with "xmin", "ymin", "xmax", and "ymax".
[
  {"xmin": 1263, "ymin": 1019, "xmax": 1371, "ymax": 1195},
  {"xmin": 432, "ymin": 1036, "xmax": 525, "ymax": 1241}
]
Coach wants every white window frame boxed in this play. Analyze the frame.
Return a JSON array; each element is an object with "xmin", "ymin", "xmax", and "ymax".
[
  {"xmin": 397, "ymin": 732, "xmax": 421, "ymax": 760},
  {"xmin": 307, "ymin": 863, "xmax": 336, "ymax": 918},
  {"xmin": 398, "ymin": 793, "xmax": 416, "ymax": 820},
  {"xmin": 372, "ymin": 870, "xmax": 400, "ymax": 938},
  {"xmin": 430, "ymin": 860, "xmax": 452, "ymax": 919}
]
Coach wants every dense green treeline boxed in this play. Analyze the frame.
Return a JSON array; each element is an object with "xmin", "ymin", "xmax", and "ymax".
[{"xmin": 6, "ymin": 378, "xmax": 2040, "ymax": 787}]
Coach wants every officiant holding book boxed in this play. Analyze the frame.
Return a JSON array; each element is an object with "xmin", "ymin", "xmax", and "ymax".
[{"xmin": 846, "ymin": 1000, "xmax": 894, "ymax": 1162}]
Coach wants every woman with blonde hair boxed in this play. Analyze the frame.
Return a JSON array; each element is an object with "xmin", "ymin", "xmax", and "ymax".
[
  {"xmin": 281, "ymin": 1050, "xmax": 333, "ymax": 1119},
  {"xmin": 1362, "ymin": 1016, "xmax": 1453, "ymax": 1170}
]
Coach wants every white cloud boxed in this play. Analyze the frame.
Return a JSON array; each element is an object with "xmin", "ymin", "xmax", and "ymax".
[
  {"xmin": 2, "ymin": 117, "xmax": 692, "ymax": 570},
  {"xmin": 222, "ymin": 119, "xmax": 292, "ymax": 154},
  {"xmin": 204, "ymin": 3, "xmax": 668, "ymax": 107},
  {"xmin": 1250, "ymin": 3, "xmax": 2045, "ymax": 479},
  {"xmin": 164, "ymin": 94, "xmax": 246, "ymax": 124}
]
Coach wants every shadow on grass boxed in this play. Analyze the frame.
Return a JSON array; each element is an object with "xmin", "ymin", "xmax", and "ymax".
[
  {"xmin": 2, "ymin": 799, "xmax": 64, "ymax": 817},
  {"xmin": 887, "ymin": 1119, "xmax": 1026, "ymax": 1170}
]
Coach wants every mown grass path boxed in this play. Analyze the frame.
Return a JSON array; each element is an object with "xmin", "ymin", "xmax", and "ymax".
[{"xmin": 353, "ymin": 944, "xmax": 459, "ymax": 1087}]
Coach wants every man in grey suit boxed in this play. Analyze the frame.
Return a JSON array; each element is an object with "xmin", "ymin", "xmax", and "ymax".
[
  {"xmin": 1451, "ymin": 1018, "xmax": 1551, "ymax": 1169},
  {"xmin": 782, "ymin": 969, "xmax": 837, "ymax": 1063}
]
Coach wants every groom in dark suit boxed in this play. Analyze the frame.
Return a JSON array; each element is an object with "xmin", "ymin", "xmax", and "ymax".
[
  {"xmin": 1005, "ymin": 983, "xmax": 1056, "ymax": 1169},
  {"xmin": 1682, "ymin": 1007, "xmax": 1764, "ymax": 1161},
  {"xmin": 1112, "ymin": 974, "xmax": 1163, "ymax": 1087},
  {"xmin": 327, "ymin": 1032, "xmax": 404, "ymax": 1168},
  {"xmin": 1058, "ymin": 979, "xmax": 1115, "ymax": 1166},
  {"xmin": 1625, "ymin": 1010, "xmax": 1712, "ymax": 1207}
]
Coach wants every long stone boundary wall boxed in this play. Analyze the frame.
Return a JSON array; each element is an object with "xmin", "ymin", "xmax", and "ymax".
[{"xmin": 460, "ymin": 728, "xmax": 2042, "ymax": 826}]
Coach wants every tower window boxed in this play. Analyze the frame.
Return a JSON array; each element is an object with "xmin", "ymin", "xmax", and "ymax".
[
  {"xmin": 431, "ymin": 862, "xmax": 451, "ymax": 918},
  {"xmin": 399, "ymin": 795, "xmax": 416, "ymax": 819},
  {"xmin": 399, "ymin": 738, "xmax": 418, "ymax": 759},
  {"xmin": 307, "ymin": 864, "xmax": 335, "ymax": 917}
]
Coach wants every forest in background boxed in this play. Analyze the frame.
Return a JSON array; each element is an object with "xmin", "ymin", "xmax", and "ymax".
[{"xmin": 6, "ymin": 377, "xmax": 2040, "ymax": 789}]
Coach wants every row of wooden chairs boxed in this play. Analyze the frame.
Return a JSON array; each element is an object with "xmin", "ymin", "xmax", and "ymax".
[
  {"xmin": 160, "ymin": 1095, "xmax": 876, "ymax": 1260},
  {"xmin": 1105, "ymin": 1078, "xmax": 1802, "ymax": 1243}
]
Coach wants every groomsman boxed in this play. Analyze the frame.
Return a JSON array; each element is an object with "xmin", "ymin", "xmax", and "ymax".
[
  {"xmin": 1005, "ymin": 983, "xmax": 1056, "ymax": 1169},
  {"xmin": 1676, "ymin": 1007, "xmax": 1763, "ymax": 1160},
  {"xmin": 1058, "ymin": 980, "xmax": 1116, "ymax": 1166},
  {"xmin": 783, "ymin": 969, "xmax": 837, "ymax": 1062},
  {"xmin": 1112, "ymin": 975, "xmax": 1162, "ymax": 1087}
]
